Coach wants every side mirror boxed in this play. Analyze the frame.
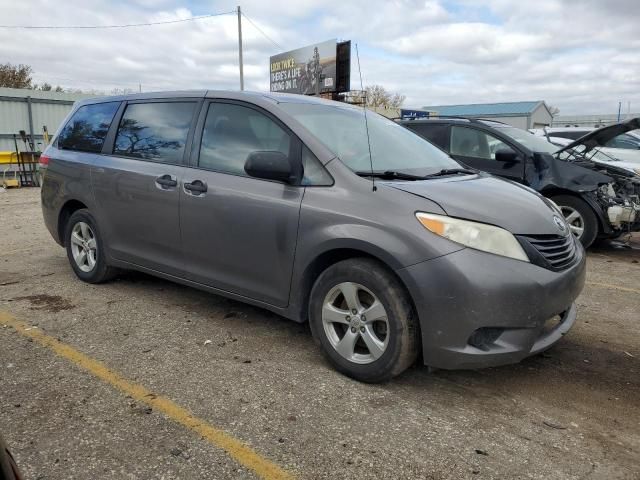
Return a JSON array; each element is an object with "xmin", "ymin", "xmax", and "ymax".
[
  {"xmin": 244, "ymin": 151, "xmax": 293, "ymax": 183},
  {"xmin": 495, "ymin": 148, "xmax": 519, "ymax": 163}
]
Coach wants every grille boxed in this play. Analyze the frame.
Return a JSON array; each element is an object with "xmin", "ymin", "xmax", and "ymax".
[{"xmin": 517, "ymin": 234, "xmax": 578, "ymax": 271}]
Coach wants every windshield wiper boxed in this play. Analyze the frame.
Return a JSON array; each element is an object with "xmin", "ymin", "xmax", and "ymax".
[
  {"xmin": 422, "ymin": 168, "xmax": 478, "ymax": 178},
  {"xmin": 355, "ymin": 168, "xmax": 477, "ymax": 181},
  {"xmin": 355, "ymin": 170, "xmax": 427, "ymax": 180}
]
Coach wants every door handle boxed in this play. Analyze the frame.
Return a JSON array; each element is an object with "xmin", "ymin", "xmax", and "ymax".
[
  {"xmin": 156, "ymin": 174, "xmax": 178, "ymax": 188},
  {"xmin": 184, "ymin": 180, "xmax": 208, "ymax": 194}
]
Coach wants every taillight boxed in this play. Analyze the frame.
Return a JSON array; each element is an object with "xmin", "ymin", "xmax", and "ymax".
[{"xmin": 39, "ymin": 153, "xmax": 50, "ymax": 167}]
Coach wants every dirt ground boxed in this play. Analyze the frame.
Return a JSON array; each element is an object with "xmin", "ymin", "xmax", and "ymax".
[{"xmin": 1, "ymin": 187, "xmax": 639, "ymax": 479}]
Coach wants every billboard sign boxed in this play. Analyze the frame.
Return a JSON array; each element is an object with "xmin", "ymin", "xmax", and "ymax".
[
  {"xmin": 400, "ymin": 109, "xmax": 432, "ymax": 120},
  {"xmin": 270, "ymin": 39, "xmax": 344, "ymax": 95}
]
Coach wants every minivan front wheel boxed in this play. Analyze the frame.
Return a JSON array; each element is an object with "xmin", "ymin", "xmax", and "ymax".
[
  {"xmin": 550, "ymin": 195, "xmax": 598, "ymax": 248},
  {"xmin": 65, "ymin": 209, "xmax": 118, "ymax": 283},
  {"xmin": 309, "ymin": 258, "xmax": 419, "ymax": 383}
]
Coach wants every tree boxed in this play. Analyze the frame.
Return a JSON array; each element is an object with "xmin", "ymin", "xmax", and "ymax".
[
  {"xmin": 111, "ymin": 87, "xmax": 135, "ymax": 95},
  {"xmin": 365, "ymin": 85, "xmax": 405, "ymax": 108},
  {"xmin": 33, "ymin": 82, "xmax": 66, "ymax": 92},
  {"xmin": 0, "ymin": 63, "xmax": 33, "ymax": 89},
  {"xmin": 114, "ymin": 118, "xmax": 180, "ymax": 159}
]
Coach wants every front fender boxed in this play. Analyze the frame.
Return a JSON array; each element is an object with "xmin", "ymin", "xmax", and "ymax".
[
  {"xmin": 580, "ymin": 191, "xmax": 612, "ymax": 235},
  {"xmin": 285, "ymin": 217, "xmax": 464, "ymax": 322},
  {"xmin": 303, "ymin": 227, "xmax": 418, "ymax": 271}
]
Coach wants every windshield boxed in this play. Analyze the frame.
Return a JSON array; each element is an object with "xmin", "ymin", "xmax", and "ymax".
[
  {"xmin": 279, "ymin": 102, "xmax": 460, "ymax": 175},
  {"xmin": 492, "ymin": 125, "xmax": 559, "ymax": 154},
  {"xmin": 606, "ymin": 133, "xmax": 640, "ymax": 149},
  {"xmin": 557, "ymin": 143, "xmax": 618, "ymax": 163}
]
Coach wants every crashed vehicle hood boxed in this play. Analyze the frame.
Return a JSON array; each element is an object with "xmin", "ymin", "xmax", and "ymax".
[
  {"xmin": 525, "ymin": 152, "xmax": 613, "ymax": 192},
  {"xmin": 385, "ymin": 173, "xmax": 567, "ymax": 236},
  {"xmin": 555, "ymin": 117, "xmax": 640, "ymax": 155}
]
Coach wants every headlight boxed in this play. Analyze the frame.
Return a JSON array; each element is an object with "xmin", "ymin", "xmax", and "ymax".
[{"xmin": 416, "ymin": 212, "xmax": 530, "ymax": 262}]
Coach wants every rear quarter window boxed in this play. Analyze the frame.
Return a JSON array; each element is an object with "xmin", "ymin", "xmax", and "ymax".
[{"xmin": 58, "ymin": 102, "xmax": 120, "ymax": 153}]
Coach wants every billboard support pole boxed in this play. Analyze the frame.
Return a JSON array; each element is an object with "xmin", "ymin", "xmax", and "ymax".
[{"xmin": 237, "ymin": 5, "xmax": 244, "ymax": 91}]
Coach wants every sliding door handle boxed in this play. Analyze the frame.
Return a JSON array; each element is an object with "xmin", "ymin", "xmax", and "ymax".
[
  {"xmin": 184, "ymin": 180, "xmax": 207, "ymax": 194},
  {"xmin": 155, "ymin": 174, "xmax": 178, "ymax": 188}
]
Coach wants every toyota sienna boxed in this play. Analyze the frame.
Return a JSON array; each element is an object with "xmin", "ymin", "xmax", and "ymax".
[{"xmin": 41, "ymin": 91, "xmax": 586, "ymax": 382}]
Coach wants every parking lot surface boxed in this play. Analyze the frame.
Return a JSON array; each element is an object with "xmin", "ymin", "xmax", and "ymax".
[{"xmin": 1, "ymin": 187, "xmax": 639, "ymax": 479}]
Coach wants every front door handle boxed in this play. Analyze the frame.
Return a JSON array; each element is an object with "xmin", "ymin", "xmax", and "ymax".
[
  {"xmin": 184, "ymin": 180, "xmax": 208, "ymax": 195},
  {"xmin": 156, "ymin": 174, "xmax": 178, "ymax": 188}
]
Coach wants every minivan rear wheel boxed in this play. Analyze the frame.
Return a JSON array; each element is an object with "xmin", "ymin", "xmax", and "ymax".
[
  {"xmin": 0, "ymin": 435, "xmax": 22, "ymax": 480},
  {"xmin": 551, "ymin": 195, "xmax": 598, "ymax": 248},
  {"xmin": 309, "ymin": 258, "xmax": 419, "ymax": 383},
  {"xmin": 65, "ymin": 209, "xmax": 118, "ymax": 283}
]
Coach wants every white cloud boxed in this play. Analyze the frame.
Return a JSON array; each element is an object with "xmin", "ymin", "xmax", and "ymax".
[{"xmin": 0, "ymin": 0, "xmax": 637, "ymax": 114}]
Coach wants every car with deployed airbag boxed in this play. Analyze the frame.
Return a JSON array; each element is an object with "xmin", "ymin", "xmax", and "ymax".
[{"xmin": 41, "ymin": 91, "xmax": 585, "ymax": 382}]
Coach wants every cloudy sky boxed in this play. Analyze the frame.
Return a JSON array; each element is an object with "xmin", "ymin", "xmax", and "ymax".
[{"xmin": 0, "ymin": 0, "xmax": 638, "ymax": 114}]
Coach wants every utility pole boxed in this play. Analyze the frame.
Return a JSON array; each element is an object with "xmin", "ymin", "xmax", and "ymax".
[
  {"xmin": 237, "ymin": 5, "xmax": 244, "ymax": 91},
  {"xmin": 617, "ymin": 101, "xmax": 622, "ymax": 122}
]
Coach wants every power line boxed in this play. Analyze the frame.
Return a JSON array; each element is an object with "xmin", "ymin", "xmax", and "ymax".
[
  {"xmin": 241, "ymin": 12, "xmax": 283, "ymax": 50},
  {"xmin": 0, "ymin": 10, "xmax": 235, "ymax": 29}
]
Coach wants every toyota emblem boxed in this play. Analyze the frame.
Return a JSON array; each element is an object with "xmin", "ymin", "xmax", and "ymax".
[{"xmin": 553, "ymin": 215, "xmax": 567, "ymax": 233}]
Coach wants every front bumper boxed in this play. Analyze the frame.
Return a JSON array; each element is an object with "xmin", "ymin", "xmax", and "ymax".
[{"xmin": 397, "ymin": 243, "xmax": 586, "ymax": 369}]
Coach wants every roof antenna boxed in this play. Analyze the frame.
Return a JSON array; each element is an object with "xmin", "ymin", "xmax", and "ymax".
[{"xmin": 355, "ymin": 43, "xmax": 376, "ymax": 192}]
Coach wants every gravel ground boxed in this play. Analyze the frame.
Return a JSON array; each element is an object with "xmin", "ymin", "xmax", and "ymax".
[{"xmin": 0, "ymin": 187, "xmax": 639, "ymax": 479}]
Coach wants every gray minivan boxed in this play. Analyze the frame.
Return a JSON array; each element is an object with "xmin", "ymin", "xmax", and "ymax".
[{"xmin": 41, "ymin": 91, "xmax": 586, "ymax": 382}]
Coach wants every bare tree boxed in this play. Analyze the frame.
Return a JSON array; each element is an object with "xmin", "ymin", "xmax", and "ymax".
[
  {"xmin": 33, "ymin": 82, "xmax": 68, "ymax": 92},
  {"xmin": 114, "ymin": 118, "xmax": 180, "ymax": 159},
  {"xmin": 111, "ymin": 87, "xmax": 136, "ymax": 95},
  {"xmin": 548, "ymin": 105, "xmax": 560, "ymax": 116},
  {"xmin": 365, "ymin": 85, "xmax": 406, "ymax": 108},
  {"xmin": 0, "ymin": 63, "xmax": 33, "ymax": 89}
]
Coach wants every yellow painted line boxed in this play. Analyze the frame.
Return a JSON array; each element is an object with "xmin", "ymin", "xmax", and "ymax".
[
  {"xmin": 586, "ymin": 282, "xmax": 640, "ymax": 295},
  {"xmin": 0, "ymin": 311, "xmax": 294, "ymax": 480}
]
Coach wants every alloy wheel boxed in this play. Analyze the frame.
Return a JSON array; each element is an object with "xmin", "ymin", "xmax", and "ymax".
[
  {"xmin": 559, "ymin": 205, "xmax": 584, "ymax": 239},
  {"xmin": 70, "ymin": 221, "xmax": 97, "ymax": 273},
  {"xmin": 322, "ymin": 282, "xmax": 389, "ymax": 364}
]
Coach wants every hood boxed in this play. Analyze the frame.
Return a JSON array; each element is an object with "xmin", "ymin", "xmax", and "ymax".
[
  {"xmin": 556, "ymin": 117, "xmax": 640, "ymax": 155},
  {"xmin": 527, "ymin": 152, "xmax": 613, "ymax": 192},
  {"xmin": 385, "ymin": 173, "xmax": 569, "ymax": 236}
]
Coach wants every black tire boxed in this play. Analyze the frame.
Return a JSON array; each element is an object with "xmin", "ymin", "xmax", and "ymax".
[
  {"xmin": 64, "ymin": 209, "xmax": 118, "ymax": 283},
  {"xmin": 309, "ymin": 258, "xmax": 420, "ymax": 383},
  {"xmin": 0, "ymin": 435, "xmax": 22, "ymax": 480},
  {"xmin": 550, "ymin": 195, "xmax": 599, "ymax": 248}
]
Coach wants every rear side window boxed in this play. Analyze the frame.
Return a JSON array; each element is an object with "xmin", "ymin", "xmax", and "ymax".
[
  {"xmin": 114, "ymin": 102, "xmax": 196, "ymax": 164},
  {"xmin": 199, "ymin": 103, "xmax": 291, "ymax": 176},
  {"xmin": 58, "ymin": 102, "xmax": 119, "ymax": 153}
]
